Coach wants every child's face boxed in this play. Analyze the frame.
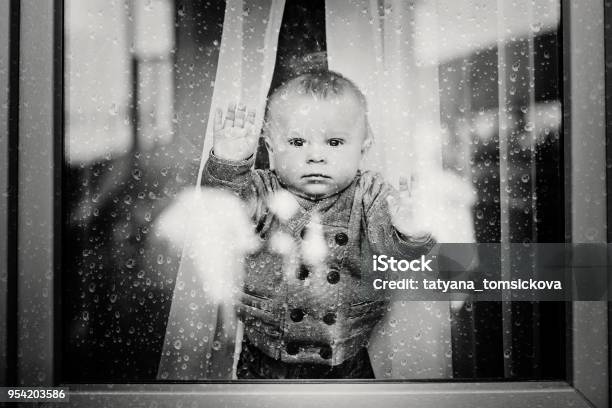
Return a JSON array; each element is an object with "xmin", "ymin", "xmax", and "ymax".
[{"xmin": 266, "ymin": 93, "xmax": 369, "ymax": 199}]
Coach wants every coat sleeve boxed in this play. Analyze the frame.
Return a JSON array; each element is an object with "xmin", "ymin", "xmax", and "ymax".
[
  {"xmin": 201, "ymin": 150, "xmax": 278, "ymax": 231},
  {"xmin": 202, "ymin": 151, "xmax": 257, "ymax": 197}
]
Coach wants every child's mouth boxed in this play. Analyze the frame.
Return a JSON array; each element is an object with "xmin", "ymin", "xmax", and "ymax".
[{"xmin": 302, "ymin": 174, "xmax": 331, "ymax": 181}]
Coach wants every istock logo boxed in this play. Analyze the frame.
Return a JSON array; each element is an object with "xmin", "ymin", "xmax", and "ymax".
[{"xmin": 372, "ymin": 255, "xmax": 433, "ymax": 272}]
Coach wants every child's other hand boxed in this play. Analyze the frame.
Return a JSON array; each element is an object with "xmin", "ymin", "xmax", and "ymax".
[
  {"xmin": 386, "ymin": 175, "xmax": 431, "ymax": 240},
  {"xmin": 213, "ymin": 102, "xmax": 258, "ymax": 161}
]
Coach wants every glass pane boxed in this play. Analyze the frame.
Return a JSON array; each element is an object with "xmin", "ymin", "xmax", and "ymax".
[
  {"xmin": 63, "ymin": 0, "xmax": 565, "ymax": 381},
  {"xmin": 63, "ymin": 0, "xmax": 224, "ymax": 381}
]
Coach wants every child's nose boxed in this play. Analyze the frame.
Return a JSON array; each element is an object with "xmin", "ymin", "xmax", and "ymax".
[{"xmin": 305, "ymin": 145, "xmax": 326, "ymax": 163}]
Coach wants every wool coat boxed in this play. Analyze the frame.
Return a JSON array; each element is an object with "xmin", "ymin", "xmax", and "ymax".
[{"xmin": 202, "ymin": 151, "xmax": 435, "ymax": 366}]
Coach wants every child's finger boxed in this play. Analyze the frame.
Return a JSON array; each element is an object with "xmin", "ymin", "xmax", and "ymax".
[
  {"xmin": 246, "ymin": 109, "xmax": 256, "ymax": 125},
  {"xmin": 224, "ymin": 102, "xmax": 236, "ymax": 128},
  {"xmin": 213, "ymin": 108, "xmax": 223, "ymax": 132},
  {"xmin": 235, "ymin": 103, "xmax": 246, "ymax": 128}
]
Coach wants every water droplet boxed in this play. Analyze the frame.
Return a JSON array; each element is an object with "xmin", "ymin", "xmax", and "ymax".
[{"xmin": 585, "ymin": 227, "xmax": 598, "ymax": 241}]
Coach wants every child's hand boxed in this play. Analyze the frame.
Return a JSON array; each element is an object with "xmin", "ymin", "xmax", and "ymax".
[
  {"xmin": 213, "ymin": 102, "xmax": 258, "ymax": 161},
  {"xmin": 386, "ymin": 175, "xmax": 431, "ymax": 240}
]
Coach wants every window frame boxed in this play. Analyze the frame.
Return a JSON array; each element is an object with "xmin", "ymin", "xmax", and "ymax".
[
  {"xmin": 0, "ymin": 0, "xmax": 10, "ymax": 388},
  {"xmin": 0, "ymin": 0, "xmax": 608, "ymax": 407}
]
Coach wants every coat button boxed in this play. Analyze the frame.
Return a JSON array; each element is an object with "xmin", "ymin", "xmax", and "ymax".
[
  {"xmin": 286, "ymin": 342, "xmax": 299, "ymax": 355},
  {"xmin": 319, "ymin": 345, "xmax": 332, "ymax": 359},
  {"xmin": 326, "ymin": 270, "xmax": 340, "ymax": 284},
  {"xmin": 296, "ymin": 264, "xmax": 310, "ymax": 280},
  {"xmin": 323, "ymin": 312, "xmax": 336, "ymax": 325},
  {"xmin": 290, "ymin": 308, "xmax": 305, "ymax": 322},
  {"xmin": 335, "ymin": 232, "xmax": 348, "ymax": 246}
]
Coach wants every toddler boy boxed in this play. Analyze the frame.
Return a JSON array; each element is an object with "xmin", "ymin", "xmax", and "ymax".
[{"xmin": 202, "ymin": 70, "xmax": 435, "ymax": 378}]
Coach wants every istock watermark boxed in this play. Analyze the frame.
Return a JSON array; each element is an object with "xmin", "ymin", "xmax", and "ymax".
[{"xmin": 372, "ymin": 254, "xmax": 434, "ymax": 272}]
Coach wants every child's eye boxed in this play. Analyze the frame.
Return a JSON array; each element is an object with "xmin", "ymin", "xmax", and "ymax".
[
  {"xmin": 288, "ymin": 138, "xmax": 305, "ymax": 147},
  {"xmin": 328, "ymin": 139, "xmax": 344, "ymax": 147}
]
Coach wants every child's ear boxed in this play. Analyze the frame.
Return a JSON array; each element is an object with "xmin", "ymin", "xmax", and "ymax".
[
  {"xmin": 361, "ymin": 123, "xmax": 374, "ymax": 153},
  {"xmin": 361, "ymin": 137, "xmax": 373, "ymax": 153},
  {"xmin": 262, "ymin": 117, "xmax": 275, "ymax": 154},
  {"xmin": 263, "ymin": 135, "xmax": 277, "ymax": 170},
  {"xmin": 264, "ymin": 135, "xmax": 274, "ymax": 154}
]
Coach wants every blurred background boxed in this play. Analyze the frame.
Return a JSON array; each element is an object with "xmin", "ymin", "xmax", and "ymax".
[{"xmin": 63, "ymin": 0, "xmax": 565, "ymax": 381}]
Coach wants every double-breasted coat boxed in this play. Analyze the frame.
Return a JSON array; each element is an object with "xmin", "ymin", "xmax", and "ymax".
[{"xmin": 202, "ymin": 152, "xmax": 435, "ymax": 366}]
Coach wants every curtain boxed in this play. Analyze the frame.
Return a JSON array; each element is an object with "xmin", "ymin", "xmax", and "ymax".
[
  {"xmin": 325, "ymin": 0, "xmax": 469, "ymax": 380},
  {"xmin": 157, "ymin": 0, "xmax": 285, "ymax": 380},
  {"xmin": 327, "ymin": 0, "xmax": 560, "ymax": 378}
]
